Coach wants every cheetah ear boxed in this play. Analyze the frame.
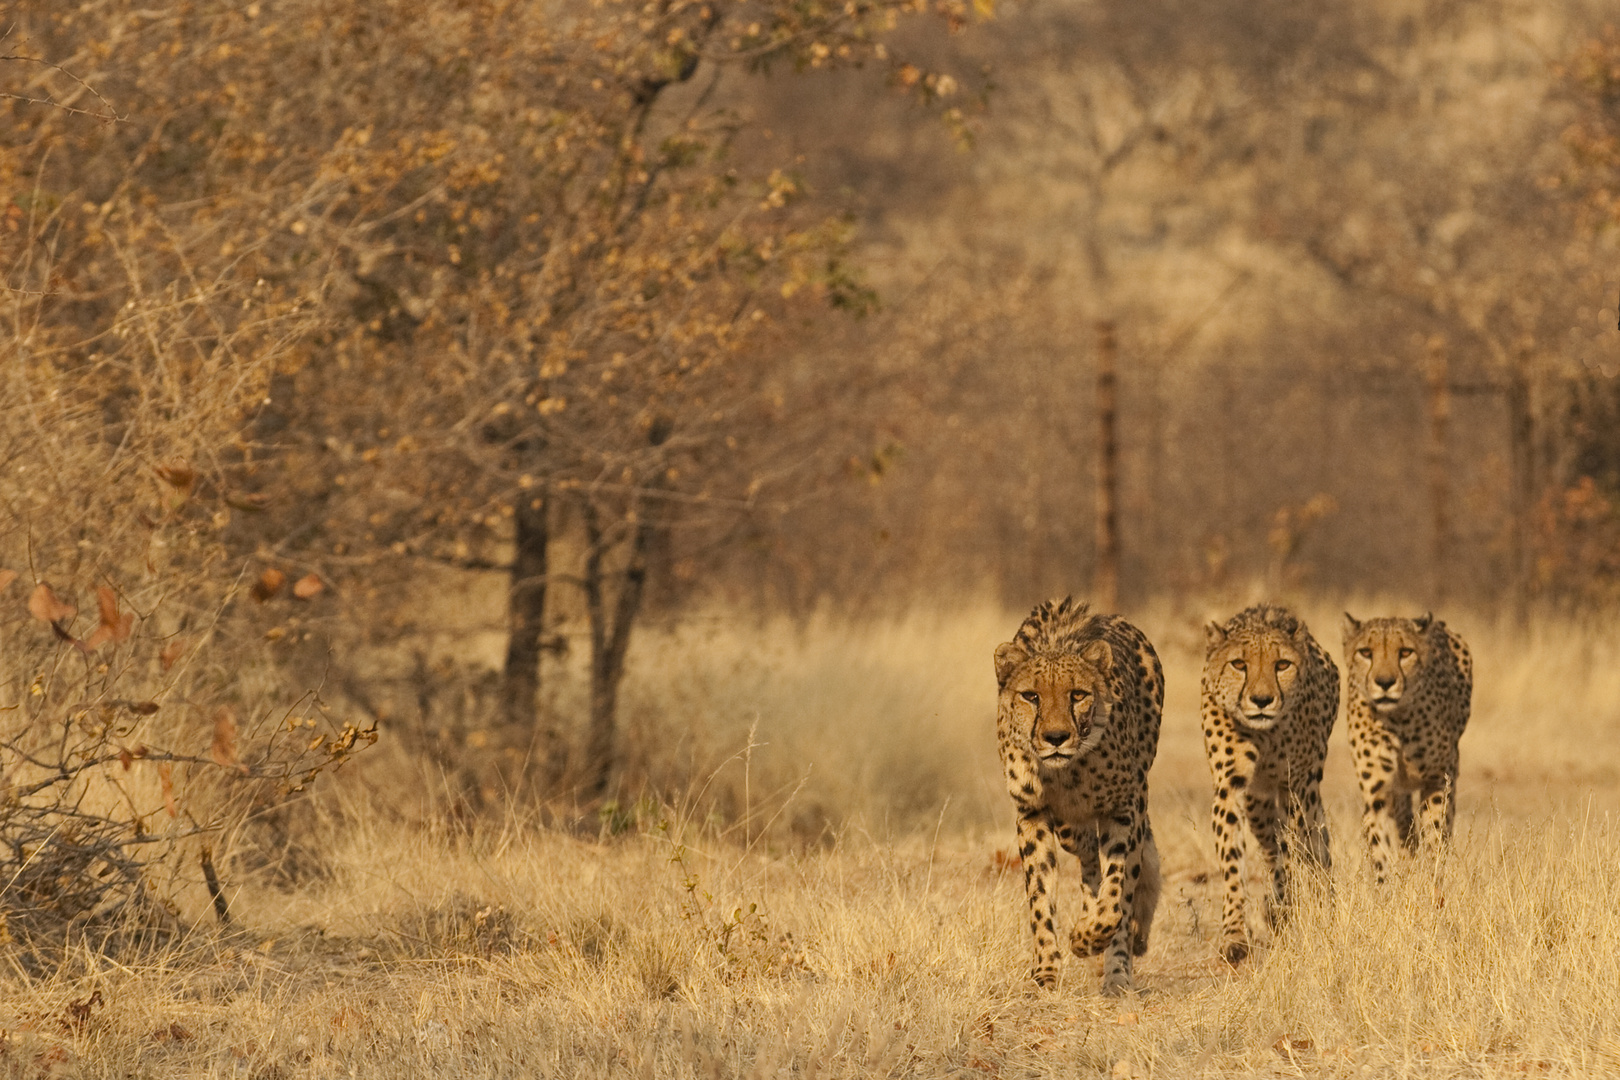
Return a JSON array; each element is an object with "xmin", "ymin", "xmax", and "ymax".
[
  {"xmin": 1413, "ymin": 612, "xmax": 1433, "ymax": 632},
  {"xmin": 994, "ymin": 642, "xmax": 1026, "ymax": 688},
  {"xmin": 1341, "ymin": 612, "xmax": 1362, "ymax": 642},
  {"xmin": 1204, "ymin": 621, "xmax": 1227, "ymax": 651},
  {"xmin": 1080, "ymin": 637, "xmax": 1113, "ymax": 674}
]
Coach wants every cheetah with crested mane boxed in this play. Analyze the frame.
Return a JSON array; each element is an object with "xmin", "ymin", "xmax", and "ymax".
[
  {"xmin": 1342, "ymin": 613, "xmax": 1472, "ymax": 881},
  {"xmin": 1201, "ymin": 603, "xmax": 1338, "ymax": 963},
  {"xmin": 994, "ymin": 598, "xmax": 1164, "ymax": 995}
]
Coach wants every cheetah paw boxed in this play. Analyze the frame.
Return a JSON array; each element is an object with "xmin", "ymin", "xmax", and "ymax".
[{"xmin": 1100, "ymin": 975, "xmax": 1133, "ymax": 998}]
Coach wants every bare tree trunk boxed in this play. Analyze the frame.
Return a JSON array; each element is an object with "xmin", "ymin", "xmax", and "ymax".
[
  {"xmin": 1507, "ymin": 345, "xmax": 1536, "ymax": 628},
  {"xmin": 580, "ymin": 499, "xmax": 655, "ymax": 799},
  {"xmin": 1425, "ymin": 335, "xmax": 1450, "ymax": 606},
  {"xmin": 1094, "ymin": 319, "xmax": 1120, "ymax": 612},
  {"xmin": 579, "ymin": 418, "xmax": 673, "ymax": 799},
  {"xmin": 500, "ymin": 494, "xmax": 557, "ymax": 784}
]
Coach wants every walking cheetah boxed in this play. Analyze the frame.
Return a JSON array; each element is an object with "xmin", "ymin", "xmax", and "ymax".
[
  {"xmin": 994, "ymin": 598, "xmax": 1164, "ymax": 995},
  {"xmin": 1342, "ymin": 613, "xmax": 1472, "ymax": 881},
  {"xmin": 1201, "ymin": 604, "xmax": 1338, "ymax": 963}
]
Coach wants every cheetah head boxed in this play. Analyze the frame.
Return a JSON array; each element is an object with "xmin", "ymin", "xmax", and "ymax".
[
  {"xmin": 994, "ymin": 638, "xmax": 1114, "ymax": 764},
  {"xmin": 1343, "ymin": 613, "xmax": 1432, "ymax": 714},
  {"xmin": 1204, "ymin": 619, "xmax": 1307, "ymax": 732}
]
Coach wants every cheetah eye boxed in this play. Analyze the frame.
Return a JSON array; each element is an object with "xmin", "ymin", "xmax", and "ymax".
[
  {"xmin": 1070, "ymin": 689, "xmax": 1090, "ymax": 703},
  {"xmin": 1018, "ymin": 690, "xmax": 1040, "ymax": 706},
  {"xmin": 1398, "ymin": 647, "xmax": 1415, "ymax": 659},
  {"xmin": 1229, "ymin": 659, "xmax": 1247, "ymax": 672},
  {"xmin": 1357, "ymin": 647, "xmax": 1373, "ymax": 659},
  {"xmin": 1275, "ymin": 659, "xmax": 1293, "ymax": 672}
]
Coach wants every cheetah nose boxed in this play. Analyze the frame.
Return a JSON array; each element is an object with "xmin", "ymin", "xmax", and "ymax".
[
  {"xmin": 1248, "ymin": 692, "xmax": 1274, "ymax": 709},
  {"xmin": 1374, "ymin": 675, "xmax": 1396, "ymax": 690},
  {"xmin": 1041, "ymin": 730, "xmax": 1071, "ymax": 748}
]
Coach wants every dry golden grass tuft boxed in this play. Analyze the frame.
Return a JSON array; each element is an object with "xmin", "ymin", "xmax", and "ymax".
[{"xmin": 5, "ymin": 602, "xmax": 1620, "ymax": 1078}]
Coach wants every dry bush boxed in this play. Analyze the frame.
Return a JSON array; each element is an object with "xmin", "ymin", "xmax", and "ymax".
[
  {"xmin": 0, "ymin": 118, "xmax": 374, "ymax": 956},
  {"xmin": 0, "ymin": 361, "xmax": 378, "ymax": 958}
]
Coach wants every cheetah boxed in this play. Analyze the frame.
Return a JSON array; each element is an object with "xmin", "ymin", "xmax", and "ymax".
[
  {"xmin": 994, "ymin": 598, "xmax": 1164, "ymax": 995},
  {"xmin": 1342, "ymin": 613, "xmax": 1472, "ymax": 882},
  {"xmin": 1201, "ymin": 604, "xmax": 1338, "ymax": 963}
]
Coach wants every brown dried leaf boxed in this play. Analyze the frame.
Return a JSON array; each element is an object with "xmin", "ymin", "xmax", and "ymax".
[
  {"xmin": 119, "ymin": 749, "xmax": 133, "ymax": 771},
  {"xmin": 130, "ymin": 701, "xmax": 161, "ymax": 715},
  {"xmin": 0, "ymin": 569, "xmax": 16, "ymax": 591},
  {"xmin": 251, "ymin": 568, "xmax": 286, "ymax": 602},
  {"xmin": 84, "ymin": 626, "xmax": 113, "ymax": 651},
  {"xmin": 89, "ymin": 592, "xmax": 132, "ymax": 641},
  {"xmin": 225, "ymin": 492, "xmax": 271, "ymax": 511},
  {"xmin": 90, "ymin": 586, "xmax": 136, "ymax": 645},
  {"xmin": 28, "ymin": 583, "xmax": 76, "ymax": 623},
  {"xmin": 291, "ymin": 573, "xmax": 324, "ymax": 599},
  {"xmin": 211, "ymin": 706, "xmax": 246, "ymax": 773},
  {"xmin": 154, "ymin": 462, "xmax": 196, "ymax": 492},
  {"xmin": 160, "ymin": 639, "xmax": 185, "ymax": 671},
  {"xmin": 96, "ymin": 586, "xmax": 118, "ymax": 628},
  {"xmin": 159, "ymin": 762, "xmax": 177, "ymax": 818}
]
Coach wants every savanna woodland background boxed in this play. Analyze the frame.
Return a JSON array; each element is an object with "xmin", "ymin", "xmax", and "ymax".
[{"xmin": 5, "ymin": 0, "xmax": 1620, "ymax": 1075}]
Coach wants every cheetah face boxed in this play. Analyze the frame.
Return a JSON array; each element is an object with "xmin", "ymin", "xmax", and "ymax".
[
  {"xmin": 995, "ymin": 639, "xmax": 1114, "ymax": 764},
  {"xmin": 1343, "ymin": 614, "xmax": 1429, "ymax": 713},
  {"xmin": 1205, "ymin": 630, "xmax": 1304, "ymax": 732}
]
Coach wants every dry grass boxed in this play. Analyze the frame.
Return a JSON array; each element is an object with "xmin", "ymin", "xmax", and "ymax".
[{"xmin": 5, "ymin": 601, "xmax": 1620, "ymax": 1078}]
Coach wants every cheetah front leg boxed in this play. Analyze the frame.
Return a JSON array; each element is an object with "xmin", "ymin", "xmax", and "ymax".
[
  {"xmin": 1393, "ymin": 789, "xmax": 1417, "ymax": 851},
  {"xmin": 1289, "ymin": 764, "xmax": 1332, "ymax": 872},
  {"xmin": 1209, "ymin": 770, "xmax": 1250, "ymax": 963},
  {"xmin": 1352, "ymin": 723, "xmax": 1404, "ymax": 883},
  {"xmin": 1074, "ymin": 823, "xmax": 1103, "ymax": 897},
  {"xmin": 1243, "ymin": 784, "xmax": 1288, "ymax": 929},
  {"xmin": 1130, "ymin": 828, "xmax": 1162, "ymax": 959},
  {"xmin": 1056, "ymin": 822, "xmax": 1102, "ymax": 900},
  {"xmin": 1070, "ymin": 811, "xmax": 1145, "ymax": 995},
  {"xmin": 1068, "ymin": 829, "xmax": 1159, "ymax": 965},
  {"xmin": 1058, "ymin": 822, "xmax": 1103, "ymax": 948},
  {"xmin": 1416, "ymin": 766, "xmax": 1457, "ymax": 855},
  {"xmin": 1016, "ymin": 811, "xmax": 1063, "ymax": 989}
]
